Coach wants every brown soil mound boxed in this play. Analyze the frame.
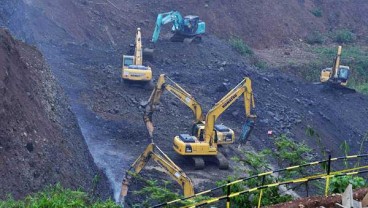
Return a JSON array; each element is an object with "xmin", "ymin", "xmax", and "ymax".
[{"xmin": 0, "ymin": 29, "xmax": 111, "ymax": 200}]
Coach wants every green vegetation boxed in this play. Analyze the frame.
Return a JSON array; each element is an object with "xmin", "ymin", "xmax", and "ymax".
[
  {"xmin": 254, "ymin": 59, "xmax": 268, "ymax": 69},
  {"xmin": 229, "ymin": 37, "xmax": 253, "ymax": 56},
  {"xmin": 327, "ymin": 139, "xmax": 368, "ymax": 194},
  {"xmin": 331, "ymin": 29, "xmax": 356, "ymax": 44},
  {"xmin": 218, "ymin": 149, "xmax": 292, "ymax": 208},
  {"xmin": 310, "ymin": 8, "xmax": 322, "ymax": 17},
  {"xmin": 0, "ymin": 184, "xmax": 118, "ymax": 208},
  {"xmin": 216, "ymin": 134, "xmax": 315, "ymax": 207},
  {"xmin": 305, "ymin": 31, "xmax": 325, "ymax": 44},
  {"xmin": 130, "ymin": 174, "xmax": 208, "ymax": 208},
  {"xmin": 273, "ymin": 134, "xmax": 313, "ymax": 166},
  {"xmin": 217, "ymin": 175, "xmax": 292, "ymax": 208},
  {"xmin": 133, "ymin": 179, "xmax": 182, "ymax": 207},
  {"xmin": 306, "ymin": 127, "xmax": 368, "ymax": 194},
  {"xmin": 229, "ymin": 36, "xmax": 268, "ymax": 69},
  {"xmin": 330, "ymin": 176, "xmax": 367, "ymax": 193}
]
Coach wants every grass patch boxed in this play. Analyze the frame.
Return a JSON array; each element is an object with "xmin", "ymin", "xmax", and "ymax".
[
  {"xmin": 229, "ymin": 37, "xmax": 253, "ymax": 56},
  {"xmin": 0, "ymin": 184, "xmax": 119, "ymax": 208},
  {"xmin": 331, "ymin": 29, "xmax": 356, "ymax": 44},
  {"xmin": 305, "ymin": 31, "xmax": 325, "ymax": 44},
  {"xmin": 229, "ymin": 36, "xmax": 268, "ymax": 69}
]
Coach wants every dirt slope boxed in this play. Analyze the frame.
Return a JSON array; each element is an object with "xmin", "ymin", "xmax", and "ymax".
[
  {"xmin": 0, "ymin": 29, "xmax": 111, "ymax": 200},
  {"xmin": 1, "ymin": 0, "xmax": 368, "ymax": 205}
]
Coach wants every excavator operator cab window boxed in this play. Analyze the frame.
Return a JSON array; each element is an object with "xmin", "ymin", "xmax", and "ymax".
[
  {"xmin": 184, "ymin": 15, "xmax": 199, "ymax": 33},
  {"xmin": 123, "ymin": 56, "xmax": 134, "ymax": 67},
  {"xmin": 338, "ymin": 66, "xmax": 350, "ymax": 81},
  {"xmin": 199, "ymin": 129, "xmax": 204, "ymax": 141}
]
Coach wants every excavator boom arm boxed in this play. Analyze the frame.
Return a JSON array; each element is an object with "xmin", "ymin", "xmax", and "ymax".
[
  {"xmin": 134, "ymin": 28, "xmax": 143, "ymax": 65},
  {"xmin": 152, "ymin": 11, "xmax": 183, "ymax": 43},
  {"xmin": 143, "ymin": 74, "xmax": 203, "ymax": 138},
  {"xmin": 332, "ymin": 46, "xmax": 342, "ymax": 79},
  {"xmin": 119, "ymin": 143, "xmax": 194, "ymax": 205},
  {"xmin": 204, "ymin": 77, "xmax": 255, "ymax": 144},
  {"xmin": 164, "ymin": 76, "xmax": 203, "ymax": 122}
]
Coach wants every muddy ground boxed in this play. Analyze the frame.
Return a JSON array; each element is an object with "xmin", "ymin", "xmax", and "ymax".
[{"xmin": 1, "ymin": 0, "xmax": 368, "ymax": 207}]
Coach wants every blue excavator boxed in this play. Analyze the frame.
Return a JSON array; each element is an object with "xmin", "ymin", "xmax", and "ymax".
[{"xmin": 151, "ymin": 10, "xmax": 206, "ymax": 43}]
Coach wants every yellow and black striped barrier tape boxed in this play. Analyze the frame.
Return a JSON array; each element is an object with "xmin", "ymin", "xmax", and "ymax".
[
  {"xmin": 182, "ymin": 168, "xmax": 368, "ymax": 208},
  {"xmin": 150, "ymin": 154, "xmax": 368, "ymax": 208}
]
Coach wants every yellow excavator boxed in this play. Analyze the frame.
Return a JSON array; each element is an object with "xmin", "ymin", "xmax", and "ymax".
[
  {"xmin": 122, "ymin": 28, "xmax": 152, "ymax": 85},
  {"xmin": 119, "ymin": 143, "xmax": 194, "ymax": 206},
  {"xmin": 144, "ymin": 75, "xmax": 256, "ymax": 169},
  {"xmin": 173, "ymin": 77, "xmax": 256, "ymax": 169},
  {"xmin": 320, "ymin": 45, "xmax": 350, "ymax": 86},
  {"xmin": 143, "ymin": 74, "xmax": 243, "ymax": 146}
]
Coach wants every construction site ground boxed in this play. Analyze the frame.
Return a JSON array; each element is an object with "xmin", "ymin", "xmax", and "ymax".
[{"xmin": 1, "ymin": 0, "xmax": 368, "ymax": 207}]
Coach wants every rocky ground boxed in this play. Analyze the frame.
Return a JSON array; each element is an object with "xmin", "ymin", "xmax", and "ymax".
[{"xmin": 0, "ymin": 0, "xmax": 368, "ymax": 207}]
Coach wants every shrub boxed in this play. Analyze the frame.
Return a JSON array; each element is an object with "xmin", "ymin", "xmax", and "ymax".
[
  {"xmin": 355, "ymin": 83, "xmax": 368, "ymax": 94},
  {"xmin": 0, "ymin": 184, "xmax": 119, "ymax": 208},
  {"xmin": 329, "ymin": 176, "xmax": 367, "ymax": 193},
  {"xmin": 217, "ymin": 175, "xmax": 292, "ymax": 208},
  {"xmin": 332, "ymin": 29, "xmax": 356, "ymax": 43},
  {"xmin": 273, "ymin": 134, "xmax": 313, "ymax": 166},
  {"xmin": 305, "ymin": 31, "xmax": 324, "ymax": 44},
  {"xmin": 229, "ymin": 37, "xmax": 253, "ymax": 56}
]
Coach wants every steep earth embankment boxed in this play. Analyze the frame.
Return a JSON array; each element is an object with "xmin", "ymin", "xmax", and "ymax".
[{"xmin": 0, "ymin": 29, "xmax": 111, "ymax": 200}]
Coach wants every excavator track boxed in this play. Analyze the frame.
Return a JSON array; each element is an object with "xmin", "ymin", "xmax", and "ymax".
[
  {"xmin": 170, "ymin": 33, "xmax": 186, "ymax": 42},
  {"xmin": 192, "ymin": 156, "xmax": 205, "ymax": 170},
  {"xmin": 202, "ymin": 151, "xmax": 229, "ymax": 170},
  {"xmin": 321, "ymin": 83, "xmax": 356, "ymax": 94},
  {"xmin": 170, "ymin": 33, "xmax": 202, "ymax": 44},
  {"xmin": 216, "ymin": 151, "xmax": 229, "ymax": 170}
]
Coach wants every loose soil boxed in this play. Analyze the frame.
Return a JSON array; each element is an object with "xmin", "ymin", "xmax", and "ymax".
[{"xmin": 0, "ymin": 29, "xmax": 111, "ymax": 200}]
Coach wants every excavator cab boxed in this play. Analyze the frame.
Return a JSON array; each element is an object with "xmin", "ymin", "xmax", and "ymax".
[
  {"xmin": 122, "ymin": 55, "xmax": 134, "ymax": 67},
  {"xmin": 338, "ymin": 66, "xmax": 350, "ymax": 82},
  {"xmin": 191, "ymin": 123, "xmax": 234, "ymax": 144},
  {"xmin": 183, "ymin": 15, "xmax": 199, "ymax": 34}
]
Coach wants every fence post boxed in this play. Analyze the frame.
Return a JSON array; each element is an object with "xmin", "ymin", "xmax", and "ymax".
[
  {"xmin": 257, "ymin": 175, "xmax": 265, "ymax": 208},
  {"xmin": 324, "ymin": 152, "xmax": 332, "ymax": 196},
  {"xmin": 305, "ymin": 181, "xmax": 309, "ymax": 197},
  {"xmin": 226, "ymin": 180, "xmax": 230, "ymax": 208}
]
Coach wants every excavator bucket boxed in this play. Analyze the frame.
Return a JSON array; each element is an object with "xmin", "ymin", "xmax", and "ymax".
[
  {"xmin": 143, "ymin": 47, "xmax": 154, "ymax": 61},
  {"xmin": 119, "ymin": 178, "xmax": 129, "ymax": 207},
  {"xmin": 239, "ymin": 120, "xmax": 255, "ymax": 143}
]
